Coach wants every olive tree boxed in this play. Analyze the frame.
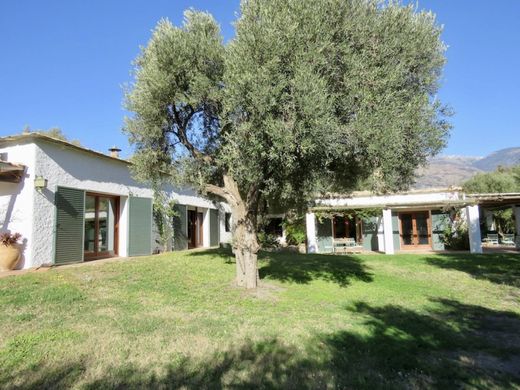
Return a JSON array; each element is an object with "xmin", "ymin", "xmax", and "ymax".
[
  {"xmin": 463, "ymin": 166, "xmax": 520, "ymax": 194},
  {"xmin": 125, "ymin": 0, "xmax": 450, "ymax": 289}
]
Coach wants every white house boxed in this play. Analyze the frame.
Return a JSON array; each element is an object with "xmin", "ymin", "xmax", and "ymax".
[
  {"xmin": 2, "ymin": 132, "xmax": 518, "ymax": 271},
  {"xmin": 0, "ymin": 133, "xmax": 232, "ymax": 270},
  {"xmin": 305, "ymin": 188, "xmax": 520, "ymax": 255}
]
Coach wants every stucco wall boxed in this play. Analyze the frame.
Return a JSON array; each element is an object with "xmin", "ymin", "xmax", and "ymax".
[
  {"xmin": 219, "ymin": 209, "xmax": 233, "ymax": 245},
  {"xmin": 162, "ymin": 184, "xmax": 231, "ymax": 246},
  {"xmin": 0, "ymin": 143, "xmax": 36, "ymax": 269}
]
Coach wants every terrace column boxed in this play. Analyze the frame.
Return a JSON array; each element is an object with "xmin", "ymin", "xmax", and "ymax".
[
  {"xmin": 306, "ymin": 212, "xmax": 318, "ymax": 254},
  {"xmin": 466, "ymin": 205, "xmax": 483, "ymax": 254},
  {"xmin": 514, "ymin": 205, "xmax": 520, "ymax": 248},
  {"xmin": 382, "ymin": 209, "xmax": 394, "ymax": 255}
]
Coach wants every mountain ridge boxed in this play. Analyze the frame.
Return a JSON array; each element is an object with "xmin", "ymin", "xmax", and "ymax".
[{"xmin": 413, "ymin": 146, "xmax": 520, "ymax": 189}]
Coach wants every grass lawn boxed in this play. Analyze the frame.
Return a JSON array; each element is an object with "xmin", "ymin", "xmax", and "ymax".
[{"xmin": 1, "ymin": 250, "xmax": 519, "ymax": 389}]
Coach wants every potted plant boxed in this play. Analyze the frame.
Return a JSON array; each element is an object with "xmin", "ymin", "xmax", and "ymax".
[{"xmin": 0, "ymin": 232, "xmax": 22, "ymax": 271}]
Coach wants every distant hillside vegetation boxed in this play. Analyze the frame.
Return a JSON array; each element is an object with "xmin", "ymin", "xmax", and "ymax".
[{"xmin": 413, "ymin": 147, "xmax": 520, "ymax": 189}]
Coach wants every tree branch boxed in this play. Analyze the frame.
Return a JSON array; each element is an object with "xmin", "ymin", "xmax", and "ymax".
[
  {"xmin": 204, "ymin": 184, "xmax": 238, "ymax": 206},
  {"xmin": 171, "ymin": 103, "xmax": 213, "ymax": 164},
  {"xmin": 245, "ymin": 184, "xmax": 259, "ymax": 210}
]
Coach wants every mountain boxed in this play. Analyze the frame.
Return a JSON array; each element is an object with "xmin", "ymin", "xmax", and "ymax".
[
  {"xmin": 472, "ymin": 147, "xmax": 520, "ymax": 171},
  {"xmin": 413, "ymin": 147, "xmax": 520, "ymax": 189}
]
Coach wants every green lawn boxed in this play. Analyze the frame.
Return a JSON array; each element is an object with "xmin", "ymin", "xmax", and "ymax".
[{"xmin": 1, "ymin": 250, "xmax": 519, "ymax": 389}]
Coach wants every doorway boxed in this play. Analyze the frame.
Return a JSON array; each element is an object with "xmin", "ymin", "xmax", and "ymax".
[
  {"xmin": 333, "ymin": 215, "xmax": 362, "ymax": 243},
  {"xmin": 399, "ymin": 211, "xmax": 431, "ymax": 249},
  {"xmin": 84, "ymin": 193, "xmax": 119, "ymax": 259},
  {"xmin": 188, "ymin": 210, "xmax": 204, "ymax": 248}
]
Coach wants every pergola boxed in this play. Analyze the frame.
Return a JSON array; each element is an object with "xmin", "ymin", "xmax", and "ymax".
[
  {"xmin": 467, "ymin": 193, "xmax": 520, "ymax": 253},
  {"xmin": 305, "ymin": 189, "xmax": 520, "ymax": 255}
]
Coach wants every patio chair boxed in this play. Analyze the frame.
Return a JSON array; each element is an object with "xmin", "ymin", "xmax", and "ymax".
[
  {"xmin": 486, "ymin": 234, "xmax": 499, "ymax": 245},
  {"xmin": 501, "ymin": 234, "xmax": 515, "ymax": 247},
  {"xmin": 334, "ymin": 238, "xmax": 363, "ymax": 254}
]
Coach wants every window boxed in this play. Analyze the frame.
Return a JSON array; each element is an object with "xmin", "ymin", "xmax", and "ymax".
[
  {"xmin": 265, "ymin": 217, "xmax": 283, "ymax": 237},
  {"xmin": 225, "ymin": 213, "xmax": 232, "ymax": 232}
]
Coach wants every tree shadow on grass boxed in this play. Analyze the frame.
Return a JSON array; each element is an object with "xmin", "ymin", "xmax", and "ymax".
[
  {"xmin": 3, "ymin": 299, "xmax": 519, "ymax": 389},
  {"xmin": 185, "ymin": 247, "xmax": 235, "ymax": 263},
  {"xmin": 258, "ymin": 251, "xmax": 373, "ymax": 287},
  {"xmin": 2, "ymin": 340, "xmax": 320, "ymax": 390},
  {"xmin": 186, "ymin": 248, "xmax": 373, "ymax": 287},
  {"xmin": 0, "ymin": 361, "xmax": 86, "ymax": 390},
  {"xmin": 83, "ymin": 339, "xmax": 320, "ymax": 390},
  {"xmin": 326, "ymin": 298, "xmax": 520, "ymax": 388},
  {"xmin": 425, "ymin": 253, "xmax": 520, "ymax": 288}
]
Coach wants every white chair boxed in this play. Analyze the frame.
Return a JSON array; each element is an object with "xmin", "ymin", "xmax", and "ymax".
[
  {"xmin": 487, "ymin": 234, "xmax": 499, "ymax": 245},
  {"xmin": 501, "ymin": 234, "xmax": 515, "ymax": 247}
]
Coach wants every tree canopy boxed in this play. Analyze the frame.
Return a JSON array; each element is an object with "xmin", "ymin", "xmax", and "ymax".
[
  {"xmin": 463, "ymin": 165, "xmax": 520, "ymax": 193},
  {"xmin": 23, "ymin": 126, "xmax": 82, "ymax": 146},
  {"xmin": 125, "ymin": 0, "xmax": 450, "ymax": 288}
]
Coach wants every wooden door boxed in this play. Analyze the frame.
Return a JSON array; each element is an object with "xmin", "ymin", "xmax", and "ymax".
[
  {"xmin": 399, "ymin": 211, "xmax": 431, "ymax": 249},
  {"xmin": 188, "ymin": 210, "xmax": 204, "ymax": 248},
  {"xmin": 197, "ymin": 212, "xmax": 204, "ymax": 247},
  {"xmin": 188, "ymin": 210, "xmax": 197, "ymax": 249}
]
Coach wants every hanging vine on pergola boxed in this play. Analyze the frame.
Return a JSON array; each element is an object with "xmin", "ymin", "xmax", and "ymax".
[{"xmin": 314, "ymin": 207, "xmax": 383, "ymax": 223}]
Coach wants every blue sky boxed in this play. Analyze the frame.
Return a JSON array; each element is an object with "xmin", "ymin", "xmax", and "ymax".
[{"xmin": 0, "ymin": 1, "xmax": 518, "ymax": 159}]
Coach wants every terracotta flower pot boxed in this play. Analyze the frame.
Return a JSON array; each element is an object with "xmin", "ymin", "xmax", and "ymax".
[{"xmin": 0, "ymin": 244, "xmax": 21, "ymax": 271}]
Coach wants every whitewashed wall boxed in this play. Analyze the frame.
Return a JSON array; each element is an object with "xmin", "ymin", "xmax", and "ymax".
[
  {"xmin": 219, "ymin": 209, "xmax": 233, "ymax": 245},
  {"xmin": 0, "ymin": 143, "xmax": 36, "ymax": 269},
  {"xmin": 165, "ymin": 185, "xmax": 232, "ymax": 246}
]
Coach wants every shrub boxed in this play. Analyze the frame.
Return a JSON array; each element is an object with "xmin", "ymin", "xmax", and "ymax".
[
  {"xmin": 257, "ymin": 232, "xmax": 280, "ymax": 250},
  {"xmin": 283, "ymin": 218, "xmax": 306, "ymax": 246},
  {"xmin": 442, "ymin": 221, "xmax": 469, "ymax": 250}
]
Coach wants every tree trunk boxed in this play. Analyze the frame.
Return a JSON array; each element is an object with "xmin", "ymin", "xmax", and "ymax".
[
  {"xmin": 233, "ymin": 216, "xmax": 260, "ymax": 288},
  {"xmin": 205, "ymin": 175, "xmax": 260, "ymax": 289}
]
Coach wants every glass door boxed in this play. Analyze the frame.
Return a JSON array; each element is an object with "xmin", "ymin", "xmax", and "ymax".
[
  {"xmin": 399, "ymin": 211, "xmax": 431, "ymax": 249},
  {"xmin": 400, "ymin": 213, "xmax": 414, "ymax": 246},
  {"xmin": 333, "ymin": 215, "xmax": 358, "ymax": 240},
  {"xmin": 84, "ymin": 195, "xmax": 97, "ymax": 256},
  {"xmin": 84, "ymin": 194, "xmax": 118, "ymax": 259},
  {"xmin": 415, "ymin": 213, "xmax": 430, "ymax": 245}
]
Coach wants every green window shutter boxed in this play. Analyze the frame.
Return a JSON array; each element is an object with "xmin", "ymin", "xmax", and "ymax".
[
  {"xmin": 316, "ymin": 218, "xmax": 333, "ymax": 253},
  {"xmin": 128, "ymin": 197, "xmax": 152, "ymax": 256},
  {"xmin": 209, "ymin": 209, "xmax": 219, "ymax": 247},
  {"xmin": 391, "ymin": 212, "xmax": 401, "ymax": 250},
  {"xmin": 55, "ymin": 187, "xmax": 85, "ymax": 264},
  {"xmin": 173, "ymin": 204, "xmax": 188, "ymax": 251},
  {"xmin": 362, "ymin": 216, "xmax": 379, "ymax": 251},
  {"xmin": 431, "ymin": 210, "xmax": 448, "ymax": 250}
]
